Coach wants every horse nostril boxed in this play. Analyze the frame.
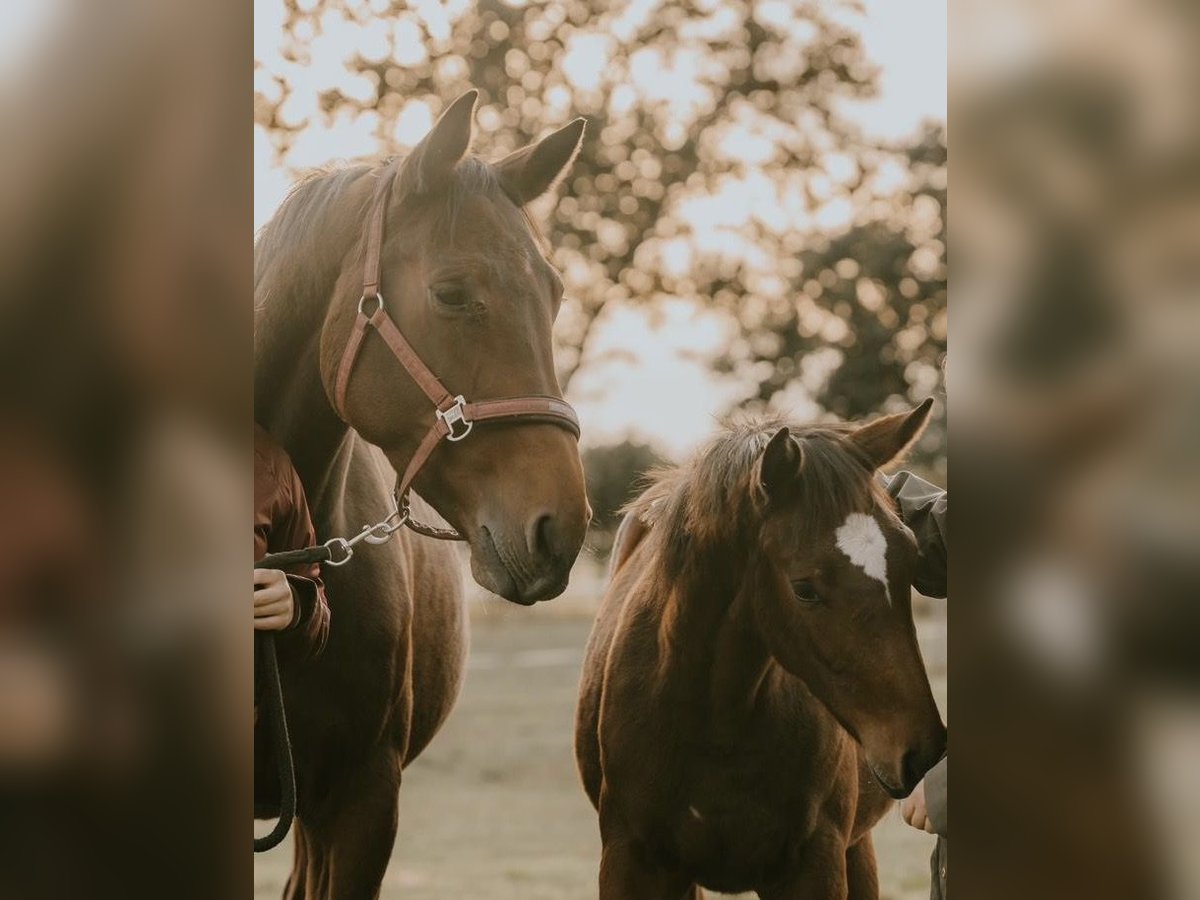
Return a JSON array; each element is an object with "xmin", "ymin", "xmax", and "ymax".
[
  {"xmin": 525, "ymin": 509, "xmax": 585, "ymax": 570},
  {"xmin": 530, "ymin": 513, "xmax": 560, "ymax": 562}
]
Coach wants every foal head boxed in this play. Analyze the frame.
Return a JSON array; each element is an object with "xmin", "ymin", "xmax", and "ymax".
[
  {"xmin": 745, "ymin": 400, "xmax": 945, "ymax": 796},
  {"xmin": 318, "ymin": 91, "xmax": 590, "ymax": 604}
]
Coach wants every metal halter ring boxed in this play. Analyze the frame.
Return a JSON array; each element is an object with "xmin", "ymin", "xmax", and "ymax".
[
  {"xmin": 362, "ymin": 512, "xmax": 408, "ymax": 544},
  {"xmin": 357, "ymin": 291, "xmax": 384, "ymax": 318},
  {"xmin": 437, "ymin": 395, "xmax": 474, "ymax": 442},
  {"xmin": 322, "ymin": 537, "xmax": 354, "ymax": 566}
]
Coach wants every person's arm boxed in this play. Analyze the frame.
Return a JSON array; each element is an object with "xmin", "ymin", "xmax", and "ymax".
[
  {"xmin": 899, "ymin": 756, "xmax": 947, "ymax": 837},
  {"xmin": 886, "ymin": 471, "xmax": 948, "ymax": 838},
  {"xmin": 883, "ymin": 470, "xmax": 947, "ymax": 599},
  {"xmin": 272, "ymin": 465, "xmax": 330, "ymax": 656},
  {"xmin": 924, "ymin": 756, "xmax": 948, "ymax": 836},
  {"xmin": 254, "ymin": 567, "xmax": 295, "ymax": 630}
]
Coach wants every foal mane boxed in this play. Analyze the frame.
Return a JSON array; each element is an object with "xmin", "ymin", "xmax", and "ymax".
[{"xmin": 628, "ymin": 417, "xmax": 889, "ymax": 579}]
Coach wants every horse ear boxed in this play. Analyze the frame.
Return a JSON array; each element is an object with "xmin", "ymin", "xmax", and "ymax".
[
  {"xmin": 496, "ymin": 117, "xmax": 586, "ymax": 204},
  {"xmin": 399, "ymin": 90, "xmax": 478, "ymax": 195},
  {"xmin": 752, "ymin": 427, "xmax": 803, "ymax": 508},
  {"xmin": 847, "ymin": 398, "xmax": 935, "ymax": 470}
]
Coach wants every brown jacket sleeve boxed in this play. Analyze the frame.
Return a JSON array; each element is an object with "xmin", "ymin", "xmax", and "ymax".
[
  {"xmin": 274, "ymin": 465, "xmax": 330, "ymax": 656},
  {"xmin": 255, "ymin": 427, "xmax": 330, "ymax": 657}
]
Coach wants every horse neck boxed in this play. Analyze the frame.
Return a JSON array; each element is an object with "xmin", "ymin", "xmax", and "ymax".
[
  {"xmin": 254, "ymin": 190, "xmax": 363, "ymax": 503},
  {"xmin": 255, "ymin": 321, "xmax": 349, "ymax": 503},
  {"xmin": 656, "ymin": 536, "xmax": 773, "ymax": 744}
]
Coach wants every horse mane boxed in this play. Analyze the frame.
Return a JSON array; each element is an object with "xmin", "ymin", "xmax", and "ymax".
[
  {"xmin": 627, "ymin": 416, "xmax": 890, "ymax": 579},
  {"xmin": 253, "ymin": 164, "xmax": 374, "ymax": 398}
]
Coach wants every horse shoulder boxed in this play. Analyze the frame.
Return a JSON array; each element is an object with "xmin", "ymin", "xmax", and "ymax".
[
  {"xmin": 607, "ymin": 508, "xmax": 650, "ymax": 580},
  {"xmin": 399, "ymin": 507, "xmax": 468, "ymax": 765},
  {"xmin": 576, "ymin": 520, "xmax": 656, "ymax": 809}
]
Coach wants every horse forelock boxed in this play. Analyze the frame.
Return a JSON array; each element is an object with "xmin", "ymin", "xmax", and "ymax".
[
  {"xmin": 393, "ymin": 154, "xmax": 543, "ymax": 245},
  {"xmin": 629, "ymin": 418, "xmax": 889, "ymax": 581},
  {"xmin": 257, "ymin": 152, "xmax": 535, "ymax": 298}
]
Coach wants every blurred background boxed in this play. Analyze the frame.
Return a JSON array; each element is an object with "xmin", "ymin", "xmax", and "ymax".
[
  {"xmin": 3, "ymin": 0, "xmax": 1196, "ymax": 897},
  {"xmin": 951, "ymin": 1, "xmax": 1200, "ymax": 898},
  {"xmin": 1, "ymin": 3, "xmax": 251, "ymax": 899},
  {"xmin": 253, "ymin": 1, "xmax": 946, "ymax": 898}
]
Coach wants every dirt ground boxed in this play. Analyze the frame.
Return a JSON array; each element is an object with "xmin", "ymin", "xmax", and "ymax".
[{"xmin": 255, "ymin": 563, "xmax": 947, "ymax": 900}]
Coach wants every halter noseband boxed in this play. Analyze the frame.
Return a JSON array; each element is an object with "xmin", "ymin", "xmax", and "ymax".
[{"xmin": 331, "ymin": 163, "xmax": 581, "ymax": 541}]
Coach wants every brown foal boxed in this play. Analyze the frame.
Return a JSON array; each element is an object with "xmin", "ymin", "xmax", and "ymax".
[{"xmin": 577, "ymin": 401, "xmax": 945, "ymax": 899}]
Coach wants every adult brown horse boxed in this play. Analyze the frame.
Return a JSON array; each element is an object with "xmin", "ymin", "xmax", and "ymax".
[
  {"xmin": 254, "ymin": 91, "xmax": 591, "ymax": 898},
  {"xmin": 576, "ymin": 401, "xmax": 946, "ymax": 899}
]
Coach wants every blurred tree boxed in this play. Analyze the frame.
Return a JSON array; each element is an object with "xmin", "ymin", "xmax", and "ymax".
[
  {"xmin": 721, "ymin": 125, "xmax": 945, "ymax": 416},
  {"xmin": 256, "ymin": 0, "xmax": 946, "ymax": 465},
  {"xmin": 718, "ymin": 122, "xmax": 947, "ymax": 472},
  {"xmin": 582, "ymin": 440, "xmax": 667, "ymax": 534}
]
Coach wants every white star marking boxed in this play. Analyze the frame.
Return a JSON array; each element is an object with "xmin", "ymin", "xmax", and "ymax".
[{"xmin": 835, "ymin": 512, "xmax": 891, "ymax": 603}]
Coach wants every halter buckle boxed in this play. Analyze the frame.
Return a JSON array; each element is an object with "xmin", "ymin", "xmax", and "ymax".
[{"xmin": 437, "ymin": 395, "xmax": 473, "ymax": 441}]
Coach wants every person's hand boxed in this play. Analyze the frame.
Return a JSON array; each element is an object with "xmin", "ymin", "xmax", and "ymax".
[
  {"xmin": 253, "ymin": 568, "xmax": 295, "ymax": 631},
  {"xmin": 900, "ymin": 778, "xmax": 936, "ymax": 834}
]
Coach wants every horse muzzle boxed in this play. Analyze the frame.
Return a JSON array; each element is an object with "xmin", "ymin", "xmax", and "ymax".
[
  {"xmin": 470, "ymin": 513, "xmax": 583, "ymax": 604},
  {"xmin": 867, "ymin": 720, "xmax": 947, "ymax": 799}
]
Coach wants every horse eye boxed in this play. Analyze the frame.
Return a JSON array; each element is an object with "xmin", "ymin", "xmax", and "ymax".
[
  {"xmin": 791, "ymin": 580, "xmax": 823, "ymax": 604},
  {"xmin": 431, "ymin": 285, "xmax": 470, "ymax": 311}
]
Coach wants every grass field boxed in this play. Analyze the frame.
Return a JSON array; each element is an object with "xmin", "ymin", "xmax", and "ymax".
[{"xmin": 255, "ymin": 563, "xmax": 946, "ymax": 899}]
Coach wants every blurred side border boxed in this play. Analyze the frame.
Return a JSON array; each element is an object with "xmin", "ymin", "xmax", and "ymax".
[
  {"xmin": 950, "ymin": 1, "xmax": 1200, "ymax": 897},
  {"xmin": 0, "ymin": 2, "xmax": 251, "ymax": 898}
]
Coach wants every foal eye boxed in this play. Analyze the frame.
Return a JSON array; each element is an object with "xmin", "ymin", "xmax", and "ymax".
[
  {"xmin": 791, "ymin": 580, "xmax": 823, "ymax": 604},
  {"xmin": 430, "ymin": 285, "xmax": 471, "ymax": 311}
]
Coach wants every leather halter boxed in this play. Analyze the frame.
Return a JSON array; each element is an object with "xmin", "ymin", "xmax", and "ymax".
[{"xmin": 331, "ymin": 163, "xmax": 580, "ymax": 540}]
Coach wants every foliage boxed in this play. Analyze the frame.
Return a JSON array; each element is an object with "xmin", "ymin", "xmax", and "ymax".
[{"xmin": 581, "ymin": 440, "xmax": 667, "ymax": 534}]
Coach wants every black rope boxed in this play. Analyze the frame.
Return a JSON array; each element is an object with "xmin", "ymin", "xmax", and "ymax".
[
  {"xmin": 254, "ymin": 545, "xmax": 331, "ymax": 853},
  {"xmin": 258, "ymin": 546, "xmax": 333, "ymax": 570}
]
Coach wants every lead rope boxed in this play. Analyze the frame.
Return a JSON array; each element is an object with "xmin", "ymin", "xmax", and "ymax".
[
  {"xmin": 254, "ymin": 545, "xmax": 331, "ymax": 853},
  {"xmin": 253, "ymin": 498, "xmax": 461, "ymax": 854}
]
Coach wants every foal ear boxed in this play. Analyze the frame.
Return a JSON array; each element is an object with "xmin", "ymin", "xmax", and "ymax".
[
  {"xmin": 496, "ymin": 117, "xmax": 586, "ymax": 204},
  {"xmin": 847, "ymin": 398, "xmax": 935, "ymax": 470},
  {"xmin": 399, "ymin": 90, "xmax": 477, "ymax": 195},
  {"xmin": 752, "ymin": 427, "xmax": 803, "ymax": 508}
]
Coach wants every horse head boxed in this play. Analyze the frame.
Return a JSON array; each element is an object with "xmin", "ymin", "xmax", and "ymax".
[
  {"xmin": 748, "ymin": 400, "xmax": 945, "ymax": 797},
  {"xmin": 319, "ymin": 91, "xmax": 591, "ymax": 604}
]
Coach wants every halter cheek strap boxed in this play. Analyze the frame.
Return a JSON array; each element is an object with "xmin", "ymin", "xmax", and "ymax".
[{"xmin": 330, "ymin": 163, "xmax": 581, "ymax": 540}]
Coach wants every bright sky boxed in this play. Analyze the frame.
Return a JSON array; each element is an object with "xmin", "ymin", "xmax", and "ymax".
[
  {"xmin": 847, "ymin": 0, "xmax": 946, "ymax": 138},
  {"xmin": 253, "ymin": 0, "xmax": 946, "ymax": 456}
]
